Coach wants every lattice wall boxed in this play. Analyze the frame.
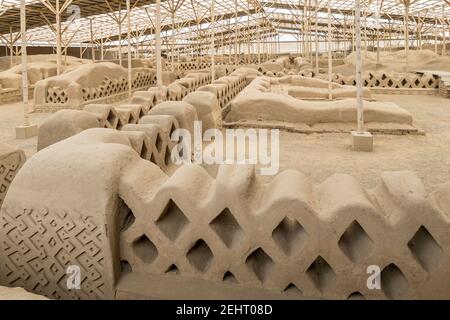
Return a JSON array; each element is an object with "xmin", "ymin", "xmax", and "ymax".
[
  {"xmin": 1, "ymin": 130, "xmax": 449, "ymax": 300},
  {"xmin": 298, "ymin": 70, "xmax": 441, "ymax": 93}
]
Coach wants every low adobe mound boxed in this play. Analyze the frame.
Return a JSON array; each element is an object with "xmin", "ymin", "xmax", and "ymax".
[{"xmin": 225, "ymin": 76, "xmax": 416, "ymax": 134}]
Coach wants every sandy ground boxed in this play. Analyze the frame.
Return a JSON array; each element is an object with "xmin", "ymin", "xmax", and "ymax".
[
  {"xmin": 0, "ymin": 286, "xmax": 48, "ymax": 300},
  {"xmin": 0, "ymin": 102, "xmax": 49, "ymax": 158},
  {"xmin": 272, "ymin": 94, "xmax": 450, "ymax": 191},
  {"xmin": 1, "ymin": 94, "xmax": 450, "ymax": 192}
]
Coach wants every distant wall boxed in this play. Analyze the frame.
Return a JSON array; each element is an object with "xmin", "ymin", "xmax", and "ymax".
[{"xmin": 0, "ymin": 46, "xmax": 116, "ymax": 63}]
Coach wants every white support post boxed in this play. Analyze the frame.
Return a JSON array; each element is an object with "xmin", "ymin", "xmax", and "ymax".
[
  {"xmin": 9, "ymin": 26, "xmax": 14, "ymax": 68},
  {"xmin": 56, "ymin": 0, "xmax": 62, "ymax": 75},
  {"xmin": 315, "ymin": 0, "xmax": 319, "ymax": 75},
  {"xmin": 171, "ymin": 12, "xmax": 176, "ymax": 72},
  {"xmin": 351, "ymin": 0, "xmax": 372, "ymax": 152},
  {"xmin": 126, "ymin": 0, "xmax": 132, "ymax": 98},
  {"xmin": 327, "ymin": 0, "xmax": 332, "ymax": 100},
  {"xmin": 211, "ymin": 0, "xmax": 216, "ymax": 81},
  {"xmin": 90, "ymin": 19, "xmax": 95, "ymax": 62},
  {"xmin": 376, "ymin": 0, "xmax": 380, "ymax": 67},
  {"xmin": 234, "ymin": 0, "xmax": 238, "ymax": 65},
  {"xmin": 155, "ymin": 0, "xmax": 163, "ymax": 90},
  {"xmin": 355, "ymin": 0, "xmax": 364, "ymax": 133},
  {"xmin": 16, "ymin": 0, "xmax": 37, "ymax": 139},
  {"xmin": 443, "ymin": 5, "xmax": 446, "ymax": 56},
  {"xmin": 405, "ymin": 2, "xmax": 410, "ymax": 69},
  {"xmin": 435, "ymin": 17, "xmax": 438, "ymax": 54},
  {"xmin": 118, "ymin": 9, "xmax": 122, "ymax": 66},
  {"xmin": 257, "ymin": 7, "xmax": 261, "ymax": 65}
]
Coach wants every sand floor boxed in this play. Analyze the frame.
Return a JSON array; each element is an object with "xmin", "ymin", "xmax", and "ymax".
[
  {"xmin": 271, "ymin": 94, "xmax": 450, "ymax": 191},
  {"xmin": 1, "ymin": 94, "xmax": 450, "ymax": 191},
  {"xmin": 0, "ymin": 286, "xmax": 48, "ymax": 300}
]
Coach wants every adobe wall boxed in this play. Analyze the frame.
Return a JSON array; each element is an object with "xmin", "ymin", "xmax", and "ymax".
[
  {"xmin": 0, "ymin": 55, "xmax": 90, "ymax": 105},
  {"xmin": 0, "ymin": 143, "xmax": 26, "ymax": 210},
  {"xmin": 1, "ymin": 128, "xmax": 449, "ymax": 300},
  {"xmin": 225, "ymin": 76, "xmax": 416, "ymax": 134},
  {"xmin": 34, "ymin": 62, "xmax": 157, "ymax": 112},
  {"xmin": 36, "ymin": 68, "xmax": 251, "ymax": 158}
]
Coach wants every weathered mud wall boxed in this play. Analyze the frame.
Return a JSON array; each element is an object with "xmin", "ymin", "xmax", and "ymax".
[
  {"xmin": 1, "ymin": 128, "xmax": 449, "ymax": 300},
  {"xmin": 34, "ymin": 62, "xmax": 157, "ymax": 111},
  {"xmin": 0, "ymin": 143, "xmax": 26, "ymax": 210}
]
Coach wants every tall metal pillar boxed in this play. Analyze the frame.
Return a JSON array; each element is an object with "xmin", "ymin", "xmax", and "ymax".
[
  {"xmin": 16, "ymin": 0, "xmax": 37, "ymax": 139},
  {"xmin": 355, "ymin": 0, "xmax": 364, "ymax": 133},
  {"xmin": 126, "ymin": 0, "xmax": 132, "ymax": 98},
  {"xmin": 327, "ymin": 0, "xmax": 332, "ymax": 100},
  {"xmin": 155, "ymin": 0, "xmax": 163, "ymax": 90},
  {"xmin": 211, "ymin": 0, "xmax": 216, "ymax": 81}
]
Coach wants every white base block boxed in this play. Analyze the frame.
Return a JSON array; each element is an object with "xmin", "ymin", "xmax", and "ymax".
[
  {"xmin": 16, "ymin": 124, "xmax": 38, "ymax": 139},
  {"xmin": 351, "ymin": 131, "xmax": 373, "ymax": 152}
]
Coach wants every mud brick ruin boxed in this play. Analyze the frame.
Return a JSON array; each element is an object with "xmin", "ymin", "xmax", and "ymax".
[{"xmin": 0, "ymin": 0, "xmax": 449, "ymax": 301}]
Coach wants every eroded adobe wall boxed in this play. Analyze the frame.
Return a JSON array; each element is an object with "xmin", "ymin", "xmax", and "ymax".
[
  {"xmin": 0, "ymin": 143, "xmax": 26, "ymax": 210},
  {"xmin": 1, "ymin": 128, "xmax": 450, "ymax": 300},
  {"xmin": 34, "ymin": 62, "xmax": 157, "ymax": 112},
  {"xmin": 225, "ymin": 76, "xmax": 415, "ymax": 133},
  {"xmin": 36, "ymin": 68, "xmax": 250, "ymax": 161}
]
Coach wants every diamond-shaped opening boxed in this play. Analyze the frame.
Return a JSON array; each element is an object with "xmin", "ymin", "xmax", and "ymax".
[
  {"xmin": 306, "ymin": 256, "xmax": 336, "ymax": 292},
  {"xmin": 118, "ymin": 201, "xmax": 135, "ymax": 232},
  {"xmin": 156, "ymin": 199, "xmax": 189, "ymax": 241},
  {"xmin": 165, "ymin": 264, "xmax": 179, "ymax": 274},
  {"xmin": 132, "ymin": 235, "xmax": 158, "ymax": 264},
  {"xmin": 165, "ymin": 146, "xmax": 172, "ymax": 166},
  {"xmin": 272, "ymin": 216, "xmax": 307, "ymax": 256},
  {"xmin": 381, "ymin": 264, "xmax": 409, "ymax": 299},
  {"xmin": 155, "ymin": 134, "xmax": 163, "ymax": 153},
  {"xmin": 210, "ymin": 208, "xmax": 244, "ymax": 248},
  {"xmin": 245, "ymin": 248, "xmax": 274, "ymax": 283},
  {"xmin": 150, "ymin": 152, "xmax": 157, "ymax": 165},
  {"xmin": 338, "ymin": 220, "xmax": 373, "ymax": 264},
  {"xmin": 283, "ymin": 283, "xmax": 303, "ymax": 295},
  {"xmin": 223, "ymin": 271, "xmax": 238, "ymax": 284},
  {"xmin": 347, "ymin": 291, "xmax": 365, "ymax": 300},
  {"xmin": 407, "ymin": 226, "xmax": 442, "ymax": 272},
  {"xmin": 140, "ymin": 143, "xmax": 149, "ymax": 160},
  {"xmin": 120, "ymin": 260, "xmax": 132, "ymax": 275},
  {"xmin": 186, "ymin": 239, "xmax": 214, "ymax": 273}
]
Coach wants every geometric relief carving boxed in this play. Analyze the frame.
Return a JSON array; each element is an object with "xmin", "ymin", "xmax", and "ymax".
[
  {"xmin": 0, "ymin": 152, "xmax": 24, "ymax": 209},
  {"xmin": 1, "ymin": 207, "xmax": 106, "ymax": 300}
]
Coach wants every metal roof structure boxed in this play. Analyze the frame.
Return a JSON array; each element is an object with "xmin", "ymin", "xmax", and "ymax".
[{"xmin": 0, "ymin": 0, "xmax": 449, "ymax": 54}]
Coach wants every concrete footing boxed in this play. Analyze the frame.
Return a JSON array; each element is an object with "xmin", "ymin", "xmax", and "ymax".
[
  {"xmin": 351, "ymin": 131, "xmax": 373, "ymax": 152},
  {"xmin": 15, "ymin": 124, "xmax": 38, "ymax": 139}
]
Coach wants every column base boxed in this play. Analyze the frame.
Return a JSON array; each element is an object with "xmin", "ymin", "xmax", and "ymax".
[
  {"xmin": 351, "ymin": 131, "xmax": 373, "ymax": 152},
  {"xmin": 16, "ymin": 124, "xmax": 38, "ymax": 139}
]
